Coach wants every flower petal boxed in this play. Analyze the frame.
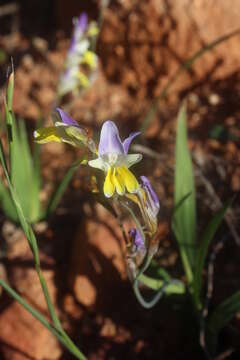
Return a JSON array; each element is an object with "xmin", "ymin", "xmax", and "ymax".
[
  {"xmin": 103, "ymin": 167, "xmax": 115, "ymax": 197},
  {"xmin": 34, "ymin": 127, "xmax": 61, "ymax": 144},
  {"xmin": 129, "ymin": 228, "xmax": 145, "ymax": 251},
  {"xmin": 125, "ymin": 153, "xmax": 142, "ymax": 168},
  {"xmin": 140, "ymin": 176, "xmax": 160, "ymax": 215},
  {"xmin": 98, "ymin": 121, "xmax": 124, "ymax": 156},
  {"xmin": 118, "ymin": 166, "xmax": 139, "ymax": 193},
  {"xmin": 88, "ymin": 157, "xmax": 106, "ymax": 171},
  {"xmin": 54, "ymin": 108, "xmax": 79, "ymax": 127},
  {"xmin": 81, "ymin": 50, "xmax": 98, "ymax": 68},
  {"xmin": 76, "ymin": 13, "xmax": 88, "ymax": 33},
  {"xmin": 113, "ymin": 168, "xmax": 125, "ymax": 195},
  {"xmin": 122, "ymin": 131, "xmax": 141, "ymax": 154}
]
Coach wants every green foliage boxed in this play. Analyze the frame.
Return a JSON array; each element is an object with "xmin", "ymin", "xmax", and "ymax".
[
  {"xmin": 209, "ymin": 124, "xmax": 237, "ymax": 142},
  {"xmin": 46, "ymin": 157, "xmax": 87, "ymax": 217},
  {"xmin": 0, "ymin": 71, "xmax": 86, "ymax": 360},
  {"xmin": 171, "ymin": 103, "xmax": 238, "ymax": 355},
  {"xmin": 0, "ymin": 73, "xmax": 83, "ymax": 224},
  {"xmin": 207, "ymin": 291, "xmax": 240, "ymax": 353},
  {"xmin": 173, "ymin": 104, "xmax": 196, "ymax": 283},
  {"xmin": 193, "ymin": 202, "xmax": 230, "ymax": 308}
]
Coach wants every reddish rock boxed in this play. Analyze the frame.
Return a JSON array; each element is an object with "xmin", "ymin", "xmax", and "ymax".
[{"xmin": 0, "ymin": 301, "xmax": 61, "ymax": 360}]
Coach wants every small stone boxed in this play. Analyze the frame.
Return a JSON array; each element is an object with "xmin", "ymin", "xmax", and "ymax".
[{"xmin": 208, "ymin": 93, "xmax": 220, "ymax": 106}]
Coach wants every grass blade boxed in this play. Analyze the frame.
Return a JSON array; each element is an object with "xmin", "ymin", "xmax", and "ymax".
[
  {"xmin": 0, "ymin": 180, "xmax": 18, "ymax": 222},
  {"xmin": 208, "ymin": 291, "xmax": 240, "ymax": 334},
  {"xmin": 193, "ymin": 202, "xmax": 230, "ymax": 308},
  {"xmin": 173, "ymin": 104, "xmax": 196, "ymax": 283},
  {"xmin": 46, "ymin": 158, "xmax": 85, "ymax": 216},
  {"xmin": 207, "ymin": 291, "xmax": 240, "ymax": 353}
]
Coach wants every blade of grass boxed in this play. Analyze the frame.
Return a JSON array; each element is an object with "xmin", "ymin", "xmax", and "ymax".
[
  {"xmin": 0, "ymin": 139, "xmax": 87, "ymax": 359},
  {"xmin": 193, "ymin": 202, "xmax": 230, "ymax": 309},
  {"xmin": 46, "ymin": 157, "xmax": 86, "ymax": 216},
  {"xmin": 19, "ymin": 119, "xmax": 41, "ymax": 222},
  {"xmin": 207, "ymin": 291, "xmax": 240, "ymax": 354},
  {"xmin": 173, "ymin": 104, "xmax": 196, "ymax": 283},
  {"xmin": 141, "ymin": 28, "xmax": 240, "ymax": 132},
  {"xmin": 0, "ymin": 180, "xmax": 18, "ymax": 222},
  {"xmin": 208, "ymin": 291, "xmax": 240, "ymax": 334}
]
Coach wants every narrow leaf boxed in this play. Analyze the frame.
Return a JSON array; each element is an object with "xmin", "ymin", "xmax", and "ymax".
[
  {"xmin": 173, "ymin": 104, "xmax": 196, "ymax": 281},
  {"xmin": 46, "ymin": 158, "xmax": 84, "ymax": 216},
  {"xmin": 193, "ymin": 202, "xmax": 230, "ymax": 307},
  {"xmin": 208, "ymin": 291, "xmax": 240, "ymax": 334}
]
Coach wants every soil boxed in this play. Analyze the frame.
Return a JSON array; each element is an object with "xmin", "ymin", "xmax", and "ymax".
[{"xmin": 0, "ymin": 1, "xmax": 239, "ymax": 359}]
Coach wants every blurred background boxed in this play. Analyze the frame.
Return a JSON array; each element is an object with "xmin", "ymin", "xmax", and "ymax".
[{"xmin": 0, "ymin": 0, "xmax": 240, "ymax": 359}]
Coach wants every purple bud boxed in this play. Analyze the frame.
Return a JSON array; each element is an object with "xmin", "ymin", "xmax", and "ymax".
[
  {"xmin": 56, "ymin": 108, "xmax": 80, "ymax": 127},
  {"xmin": 140, "ymin": 176, "xmax": 160, "ymax": 217},
  {"xmin": 76, "ymin": 13, "xmax": 88, "ymax": 33},
  {"xmin": 129, "ymin": 228, "xmax": 145, "ymax": 252}
]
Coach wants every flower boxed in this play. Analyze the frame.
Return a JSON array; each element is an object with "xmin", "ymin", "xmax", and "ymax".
[
  {"xmin": 34, "ymin": 108, "xmax": 96, "ymax": 153},
  {"xmin": 140, "ymin": 176, "xmax": 160, "ymax": 217},
  {"xmin": 88, "ymin": 121, "xmax": 142, "ymax": 198},
  {"xmin": 129, "ymin": 228, "xmax": 146, "ymax": 253},
  {"xmin": 138, "ymin": 176, "xmax": 160, "ymax": 234},
  {"xmin": 58, "ymin": 13, "xmax": 99, "ymax": 97}
]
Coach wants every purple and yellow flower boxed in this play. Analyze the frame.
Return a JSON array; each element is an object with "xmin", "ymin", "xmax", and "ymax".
[
  {"xmin": 58, "ymin": 12, "xmax": 99, "ymax": 97},
  {"xmin": 34, "ymin": 110, "xmax": 142, "ymax": 198},
  {"xmin": 34, "ymin": 108, "xmax": 96, "ymax": 153},
  {"xmin": 88, "ymin": 121, "xmax": 142, "ymax": 198}
]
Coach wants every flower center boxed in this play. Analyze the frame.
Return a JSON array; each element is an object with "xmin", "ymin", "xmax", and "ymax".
[{"xmin": 101, "ymin": 153, "xmax": 125, "ymax": 168}]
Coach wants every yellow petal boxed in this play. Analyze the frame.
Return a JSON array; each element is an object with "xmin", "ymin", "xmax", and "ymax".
[
  {"xmin": 118, "ymin": 166, "xmax": 139, "ymax": 194},
  {"xmin": 113, "ymin": 168, "xmax": 125, "ymax": 195},
  {"xmin": 103, "ymin": 167, "xmax": 115, "ymax": 198},
  {"xmin": 34, "ymin": 127, "xmax": 61, "ymax": 144},
  {"xmin": 87, "ymin": 23, "xmax": 99, "ymax": 37},
  {"xmin": 77, "ymin": 71, "xmax": 89, "ymax": 88},
  {"xmin": 82, "ymin": 50, "xmax": 97, "ymax": 69}
]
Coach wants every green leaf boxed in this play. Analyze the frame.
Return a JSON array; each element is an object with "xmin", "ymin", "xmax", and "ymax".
[
  {"xmin": 207, "ymin": 291, "xmax": 240, "ymax": 353},
  {"xmin": 140, "ymin": 274, "xmax": 185, "ymax": 295},
  {"xmin": 7, "ymin": 70, "xmax": 14, "ymax": 112},
  {"xmin": 193, "ymin": 202, "xmax": 230, "ymax": 308},
  {"xmin": 46, "ymin": 157, "xmax": 85, "ymax": 216},
  {"xmin": 0, "ymin": 180, "xmax": 18, "ymax": 222},
  {"xmin": 0, "ymin": 139, "xmax": 86, "ymax": 359},
  {"xmin": 173, "ymin": 104, "xmax": 196, "ymax": 283},
  {"xmin": 10, "ymin": 117, "xmax": 41, "ymax": 223},
  {"xmin": 208, "ymin": 291, "xmax": 240, "ymax": 334}
]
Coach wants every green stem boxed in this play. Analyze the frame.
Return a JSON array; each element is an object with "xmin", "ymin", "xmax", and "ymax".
[{"xmin": 140, "ymin": 274, "xmax": 185, "ymax": 294}]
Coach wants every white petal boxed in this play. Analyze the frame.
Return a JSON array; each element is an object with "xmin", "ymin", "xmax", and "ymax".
[
  {"xmin": 88, "ymin": 157, "xmax": 107, "ymax": 171},
  {"xmin": 125, "ymin": 154, "xmax": 142, "ymax": 168}
]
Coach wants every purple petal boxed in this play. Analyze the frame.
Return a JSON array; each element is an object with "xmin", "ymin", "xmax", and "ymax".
[
  {"xmin": 56, "ymin": 108, "xmax": 79, "ymax": 127},
  {"xmin": 123, "ymin": 132, "xmax": 141, "ymax": 154},
  {"xmin": 76, "ymin": 13, "xmax": 88, "ymax": 33},
  {"xmin": 129, "ymin": 228, "xmax": 145, "ymax": 251},
  {"xmin": 140, "ymin": 176, "xmax": 160, "ymax": 212},
  {"xmin": 98, "ymin": 121, "xmax": 124, "ymax": 156}
]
